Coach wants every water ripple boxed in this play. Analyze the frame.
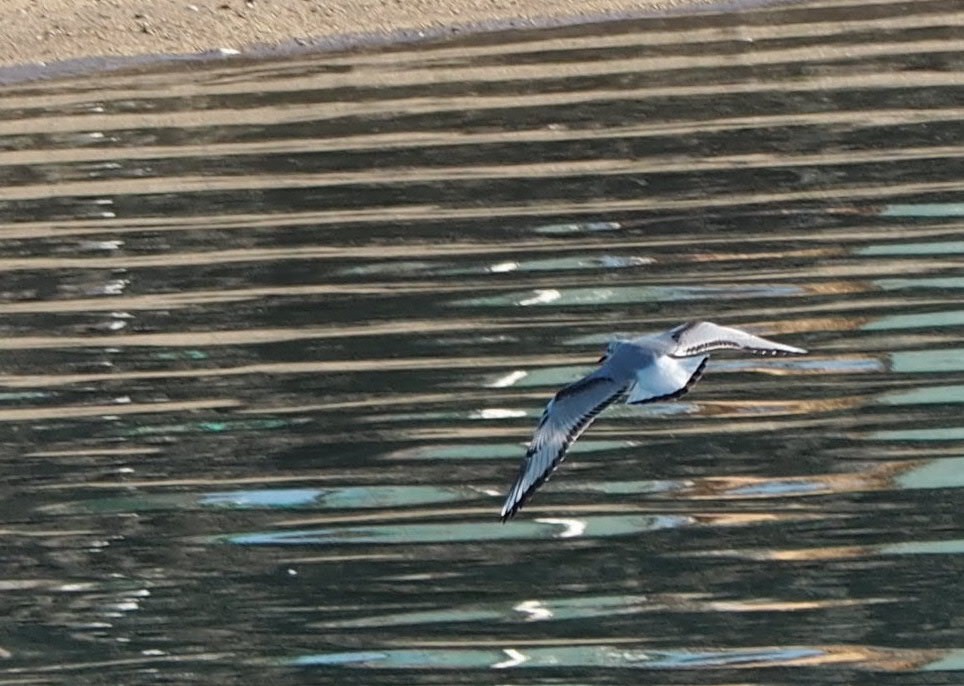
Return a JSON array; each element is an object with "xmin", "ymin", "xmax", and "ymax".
[{"xmin": 0, "ymin": 0, "xmax": 961, "ymax": 682}]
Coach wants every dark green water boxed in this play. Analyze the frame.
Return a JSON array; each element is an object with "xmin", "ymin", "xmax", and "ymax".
[{"xmin": 0, "ymin": 0, "xmax": 961, "ymax": 683}]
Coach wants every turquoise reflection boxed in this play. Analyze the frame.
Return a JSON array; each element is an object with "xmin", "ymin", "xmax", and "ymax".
[
  {"xmin": 881, "ymin": 385, "xmax": 964, "ymax": 405},
  {"xmin": 890, "ymin": 349, "xmax": 964, "ymax": 373},
  {"xmin": 293, "ymin": 651, "xmax": 389, "ymax": 666},
  {"xmin": 0, "ymin": 392, "xmax": 50, "ymax": 400},
  {"xmin": 922, "ymin": 649, "xmax": 964, "ymax": 672},
  {"xmin": 225, "ymin": 515, "xmax": 690, "ymax": 546},
  {"xmin": 291, "ymin": 645, "xmax": 826, "ymax": 669},
  {"xmin": 338, "ymin": 260, "xmax": 435, "ymax": 276},
  {"xmin": 868, "ymin": 428, "xmax": 964, "ymax": 441},
  {"xmin": 40, "ymin": 485, "xmax": 479, "ymax": 516},
  {"xmin": 711, "ymin": 357, "xmax": 882, "ymax": 373},
  {"xmin": 338, "ymin": 254, "xmax": 651, "ymax": 278},
  {"xmin": 322, "ymin": 593, "xmax": 698, "ymax": 631},
  {"xmin": 475, "ymin": 255, "xmax": 652, "ymax": 274},
  {"xmin": 388, "ymin": 440, "xmax": 633, "ymax": 461},
  {"xmin": 858, "ymin": 240, "xmax": 964, "ymax": 255},
  {"xmin": 726, "ymin": 481, "xmax": 825, "ymax": 497},
  {"xmin": 202, "ymin": 489, "xmax": 320, "ymax": 508},
  {"xmin": 877, "ymin": 277, "xmax": 964, "ymax": 291},
  {"xmin": 896, "ymin": 457, "xmax": 964, "ymax": 490},
  {"xmin": 201, "ymin": 485, "xmax": 464, "ymax": 510},
  {"xmin": 865, "ymin": 311, "xmax": 964, "ymax": 330},
  {"xmin": 322, "ymin": 606, "xmax": 502, "ymax": 629},
  {"xmin": 882, "ymin": 539, "xmax": 964, "ymax": 555},
  {"xmin": 122, "ymin": 417, "xmax": 298, "ymax": 436},
  {"xmin": 581, "ymin": 479, "xmax": 680, "ymax": 495},
  {"xmin": 495, "ymin": 358, "xmax": 875, "ymax": 392},
  {"xmin": 878, "ymin": 203, "xmax": 964, "ymax": 218},
  {"xmin": 386, "ymin": 443, "xmax": 523, "ymax": 460},
  {"xmin": 375, "ymin": 408, "xmax": 532, "ymax": 422}
]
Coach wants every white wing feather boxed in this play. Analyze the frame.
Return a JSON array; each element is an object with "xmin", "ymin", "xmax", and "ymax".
[{"xmin": 500, "ymin": 375, "xmax": 627, "ymax": 521}]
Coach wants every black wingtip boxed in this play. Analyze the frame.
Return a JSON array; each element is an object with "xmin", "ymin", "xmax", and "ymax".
[
  {"xmin": 748, "ymin": 345, "xmax": 808, "ymax": 356},
  {"xmin": 500, "ymin": 487, "xmax": 520, "ymax": 522}
]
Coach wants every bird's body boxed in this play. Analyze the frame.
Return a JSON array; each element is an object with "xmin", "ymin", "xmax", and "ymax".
[{"xmin": 500, "ymin": 321, "xmax": 807, "ymax": 521}]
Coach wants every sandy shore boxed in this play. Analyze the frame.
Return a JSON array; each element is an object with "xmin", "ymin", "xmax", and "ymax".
[{"xmin": 2, "ymin": 0, "xmax": 721, "ymax": 69}]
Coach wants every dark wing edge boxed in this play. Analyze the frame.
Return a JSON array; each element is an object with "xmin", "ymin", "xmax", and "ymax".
[
  {"xmin": 676, "ymin": 339, "xmax": 804, "ymax": 357},
  {"xmin": 671, "ymin": 321, "xmax": 808, "ymax": 357},
  {"xmin": 500, "ymin": 378, "xmax": 626, "ymax": 522}
]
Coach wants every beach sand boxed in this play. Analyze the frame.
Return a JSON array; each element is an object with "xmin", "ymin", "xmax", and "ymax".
[{"xmin": 1, "ymin": 0, "xmax": 719, "ymax": 68}]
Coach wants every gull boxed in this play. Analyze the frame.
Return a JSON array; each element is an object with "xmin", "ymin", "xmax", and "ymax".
[{"xmin": 500, "ymin": 321, "xmax": 807, "ymax": 521}]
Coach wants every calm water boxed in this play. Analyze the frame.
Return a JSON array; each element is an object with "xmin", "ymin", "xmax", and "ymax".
[{"xmin": 0, "ymin": 0, "xmax": 962, "ymax": 683}]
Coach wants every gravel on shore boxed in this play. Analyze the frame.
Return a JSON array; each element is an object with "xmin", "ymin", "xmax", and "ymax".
[{"xmin": 1, "ymin": 0, "xmax": 718, "ymax": 68}]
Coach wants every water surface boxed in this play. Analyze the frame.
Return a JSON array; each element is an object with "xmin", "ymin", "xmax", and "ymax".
[{"xmin": 0, "ymin": 0, "xmax": 962, "ymax": 683}]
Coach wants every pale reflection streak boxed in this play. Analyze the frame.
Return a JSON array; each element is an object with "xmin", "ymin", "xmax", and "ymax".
[
  {"xmin": 513, "ymin": 600, "xmax": 554, "ymax": 621},
  {"xmin": 518, "ymin": 289, "xmax": 561, "ymax": 306},
  {"xmin": 1, "ymin": 179, "xmax": 957, "ymax": 240},
  {"xmin": 25, "ymin": 447, "xmax": 162, "ymax": 458},
  {"xmin": 35, "ymin": 473, "xmax": 354, "ymax": 491},
  {"xmin": 0, "ymin": 653, "xmax": 231, "ymax": 675},
  {"xmin": 7, "ymin": 144, "xmax": 961, "ymax": 201},
  {"xmin": 687, "ymin": 540, "xmax": 964, "ymax": 562},
  {"xmin": 7, "ymin": 109, "xmax": 957, "ymax": 183},
  {"xmin": 0, "ymin": 357, "xmax": 810, "ymax": 410},
  {"xmin": 0, "ymin": 245, "xmax": 615, "ymax": 271},
  {"xmin": 470, "ymin": 408, "xmax": 528, "ymax": 419},
  {"xmin": 5, "ymin": 59, "xmax": 960, "ymax": 143},
  {"xmin": 588, "ymin": 456, "xmax": 964, "ymax": 506},
  {"xmin": 235, "ymin": 511, "xmax": 816, "ymax": 540},
  {"xmin": 292, "ymin": 643, "xmax": 954, "ymax": 671},
  {"xmin": 683, "ymin": 460, "xmax": 921, "ymax": 498},
  {"xmin": 391, "ymin": 413, "xmax": 854, "ymax": 443},
  {"xmin": 14, "ymin": 28, "xmax": 964, "ymax": 118},
  {"xmin": 321, "ymin": 593, "xmax": 890, "ymax": 633},
  {"xmin": 492, "ymin": 648, "xmax": 528, "ymax": 669},
  {"xmin": 0, "ymin": 398, "xmax": 237, "ymax": 422},
  {"xmin": 0, "ymin": 353, "xmax": 587, "ymax": 388},
  {"xmin": 51, "ymin": 458, "xmax": 929, "ymax": 522},
  {"xmin": 487, "ymin": 370, "xmax": 528, "ymax": 388},
  {"xmin": 0, "ymin": 204, "xmax": 955, "ymax": 247},
  {"xmin": 533, "ymin": 518, "xmax": 586, "ymax": 538}
]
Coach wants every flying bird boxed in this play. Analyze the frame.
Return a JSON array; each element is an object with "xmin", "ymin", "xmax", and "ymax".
[{"xmin": 500, "ymin": 321, "xmax": 807, "ymax": 521}]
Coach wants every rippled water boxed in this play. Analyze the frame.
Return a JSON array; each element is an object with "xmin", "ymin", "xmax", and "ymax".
[{"xmin": 0, "ymin": 0, "xmax": 962, "ymax": 682}]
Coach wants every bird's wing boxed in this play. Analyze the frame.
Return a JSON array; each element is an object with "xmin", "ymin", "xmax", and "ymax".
[
  {"xmin": 625, "ymin": 354, "xmax": 708, "ymax": 404},
  {"xmin": 500, "ymin": 374, "xmax": 628, "ymax": 521},
  {"xmin": 669, "ymin": 321, "xmax": 807, "ymax": 357}
]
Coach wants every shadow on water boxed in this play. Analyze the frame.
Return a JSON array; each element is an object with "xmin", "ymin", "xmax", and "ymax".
[{"xmin": 0, "ymin": 0, "xmax": 962, "ymax": 682}]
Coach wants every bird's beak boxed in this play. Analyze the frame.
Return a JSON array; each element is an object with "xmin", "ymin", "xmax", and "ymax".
[{"xmin": 597, "ymin": 354, "xmax": 607, "ymax": 364}]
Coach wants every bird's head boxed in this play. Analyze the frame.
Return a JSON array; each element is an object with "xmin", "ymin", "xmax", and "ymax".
[{"xmin": 597, "ymin": 340, "xmax": 618, "ymax": 364}]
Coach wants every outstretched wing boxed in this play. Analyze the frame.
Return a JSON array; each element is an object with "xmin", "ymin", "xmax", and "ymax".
[
  {"xmin": 500, "ymin": 374, "xmax": 628, "ymax": 521},
  {"xmin": 669, "ymin": 321, "xmax": 807, "ymax": 357}
]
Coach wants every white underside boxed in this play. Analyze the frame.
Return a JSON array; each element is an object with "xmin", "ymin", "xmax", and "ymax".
[{"xmin": 626, "ymin": 354, "xmax": 705, "ymax": 403}]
